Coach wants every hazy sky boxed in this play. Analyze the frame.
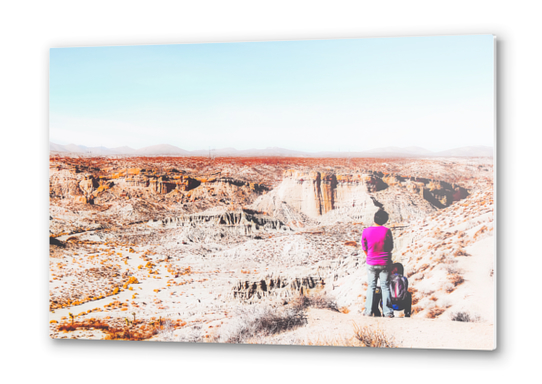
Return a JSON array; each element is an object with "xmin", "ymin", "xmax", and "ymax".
[{"xmin": 50, "ymin": 35, "xmax": 495, "ymax": 152}]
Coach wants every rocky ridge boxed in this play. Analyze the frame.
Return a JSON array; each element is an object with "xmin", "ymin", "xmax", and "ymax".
[
  {"xmin": 49, "ymin": 155, "xmax": 494, "ymax": 347},
  {"xmin": 252, "ymin": 169, "xmax": 469, "ymax": 225}
]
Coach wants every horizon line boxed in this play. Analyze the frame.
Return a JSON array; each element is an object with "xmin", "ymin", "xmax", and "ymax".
[
  {"xmin": 49, "ymin": 141, "xmax": 494, "ymax": 153},
  {"xmin": 49, "ymin": 141, "xmax": 494, "ymax": 158}
]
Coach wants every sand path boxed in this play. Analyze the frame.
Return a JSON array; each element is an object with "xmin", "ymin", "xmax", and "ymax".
[{"xmin": 266, "ymin": 308, "xmax": 495, "ymax": 350}]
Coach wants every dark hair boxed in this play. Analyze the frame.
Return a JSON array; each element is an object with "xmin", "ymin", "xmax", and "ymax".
[
  {"xmin": 374, "ymin": 209, "xmax": 389, "ymax": 225},
  {"xmin": 391, "ymin": 263, "xmax": 404, "ymax": 275}
]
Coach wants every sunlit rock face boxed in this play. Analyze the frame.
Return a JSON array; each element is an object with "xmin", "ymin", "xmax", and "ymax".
[
  {"xmin": 252, "ymin": 170, "xmax": 378, "ymax": 220},
  {"xmin": 252, "ymin": 169, "xmax": 469, "ymax": 225}
]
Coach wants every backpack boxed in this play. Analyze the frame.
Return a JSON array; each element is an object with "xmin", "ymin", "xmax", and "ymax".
[{"xmin": 390, "ymin": 274, "xmax": 408, "ymax": 302}]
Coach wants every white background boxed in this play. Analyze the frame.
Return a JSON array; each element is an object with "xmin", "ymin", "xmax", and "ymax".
[{"xmin": 1, "ymin": 1, "xmax": 538, "ymax": 382}]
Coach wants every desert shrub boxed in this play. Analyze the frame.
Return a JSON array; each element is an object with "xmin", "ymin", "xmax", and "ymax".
[
  {"xmin": 446, "ymin": 264, "xmax": 459, "ymax": 274},
  {"xmin": 304, "ymin": 335, "xmax": 353, "ymax": 346},
  {"xmin": 473, "ymin": 225, "xmax": 489, "ymax": 240},
  {"xmin": 305, "ymin": 326, "xmax": 396, "ymax": 348},
  {"xmin": 448, "ymin": 273, "xmax": 465, "ymax": 287},
  {"xmin": 426, "ymin": 306, "xmax": 446, "ymax": 319},
  {"xmin": 444, "ymin": 283, "xmax": 456, "ymax": 293},
  {"xmin": 450, "ymin": 311, "xmax": 481, "ymax": 322},
  {"xmin": 155, "ymin": 320, "xmax": 175, "ymax": 341},
  {"xmin": 453, "ymin": 248, "xmax": 469, "ymax": 257},
  {"xmin": 352, "ymin": 322, "xmax": 396, "ymax": 348},
  {"xmin": 290, "ymin": 293, "xmax": 339, "ymax": 312},
  {"xmin": 177, "ymin": 326, "xmax": 207, "ymax": 343},
  {"xmin": 289, "ymin": 294, "xmax": 310, "ymax": 309},
  {"xmin": 214, "ymin": 304, "xmax": 307, "ymax": 344}
]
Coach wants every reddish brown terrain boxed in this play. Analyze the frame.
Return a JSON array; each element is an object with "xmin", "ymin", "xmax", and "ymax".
[{"xmin": 49, "ymin": 155, "xmax": 494, "ymax": 349}]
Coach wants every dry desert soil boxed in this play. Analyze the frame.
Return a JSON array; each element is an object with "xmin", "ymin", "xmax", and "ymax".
[{"xmin": 49, "ymin": 155, "xmax": 495, "ymax": 350}]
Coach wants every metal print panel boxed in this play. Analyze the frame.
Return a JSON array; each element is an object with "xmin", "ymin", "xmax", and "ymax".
[{"xmin": 49, "ymin": 35, "xmax": 496, "ymax": 350}]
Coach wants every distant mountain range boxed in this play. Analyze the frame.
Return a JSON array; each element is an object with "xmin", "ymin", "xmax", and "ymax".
[{"xmin": 49, "ymin": 142, "xmax": 493, "ymax": 158}]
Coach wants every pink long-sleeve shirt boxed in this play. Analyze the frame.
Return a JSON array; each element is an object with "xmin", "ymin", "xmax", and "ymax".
[{"xmin": 361, "ymin": 226, "xmax": 393, "ymax": 266}]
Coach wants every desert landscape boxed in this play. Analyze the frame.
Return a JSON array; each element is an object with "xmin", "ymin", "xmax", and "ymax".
[{"xmin": 48, "ymin": 149, "xmax": 495, "ymax": 350}]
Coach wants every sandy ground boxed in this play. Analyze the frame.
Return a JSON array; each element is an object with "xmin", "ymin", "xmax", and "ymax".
[
  {"xmin": 263, "ymin": 308, "xmax": 495, "ymax": 351},
  {"xmin": 49, "ymin": 157, "xmax": 495, "ymax": 350}
]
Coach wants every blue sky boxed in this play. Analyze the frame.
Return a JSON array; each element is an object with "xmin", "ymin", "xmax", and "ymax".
[{"xmin": 49, "ymin": 35, "xmax": 494, "ymax": 152}]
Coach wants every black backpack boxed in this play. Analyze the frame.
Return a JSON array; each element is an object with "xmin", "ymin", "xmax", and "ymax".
[{"xmin": 390, "ymin": 274, "xmax": 408, "ymax": 302}]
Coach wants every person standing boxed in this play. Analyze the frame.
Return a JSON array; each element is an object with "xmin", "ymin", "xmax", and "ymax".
[{"xmin": 361, "ymin": 209, "xmax": 395, "ymax": 318}]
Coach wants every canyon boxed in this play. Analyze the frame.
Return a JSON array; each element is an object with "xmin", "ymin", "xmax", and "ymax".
[{"xmin": 49, "ymin": 155, "xmax": 495, "ymax": 349}]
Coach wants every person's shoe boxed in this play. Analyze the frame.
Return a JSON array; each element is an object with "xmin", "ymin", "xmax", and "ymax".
[{"xmin": 384, "ymin": 313, "xmax": 394, "ymax": 318}]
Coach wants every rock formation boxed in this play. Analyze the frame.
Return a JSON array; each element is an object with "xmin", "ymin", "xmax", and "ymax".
[
  {"xmin": 252, "ymin": 169, "xmax": 469, "ymax": 225},
  {"xmin": 149, "ymin": 209, "xmax": 290, "ymax": 241},
  {"xmin": 232, "ymin": 274, "xmax": 326, "ymax": 302},
  {"xmin": 48, "ymin": 155, "xmax": 493, "ymax": 347}
]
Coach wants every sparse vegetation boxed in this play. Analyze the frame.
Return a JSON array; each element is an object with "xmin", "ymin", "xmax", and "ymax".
[
  {"xmin": 214, "ymin": 304, "xmax": 307, "ymax": 344},
  {"xmin": 453, "ymin": 247, "xmax": 469, "ymax": 257},
  {"xmin": 155, "ymin": 319, "xmax": 176, "ymax": 341},
  {"xmin": 49, "ymin": 155, "xmax": 494, "ymax": 348},
  {"xmin": 352, "ymin": 322, "xmax": 396, "ymax": 348},
  {"xmin": 450, "ymin": 311, "xmax": 481, "ymax": 322},
  {"xmin": 426, "ymin": 306, "xmax": 446, "ymax": 319},
  {"xmin": 289, "ymin": 293, "xmax": 339, "ymax": 312},
  {"xmin": 448, "ymin": 273, "xmax": 465, "ymax": 287},
  {"xmin": 55, "ymin": 317, "xmax": 186, "ymax": 341}
]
